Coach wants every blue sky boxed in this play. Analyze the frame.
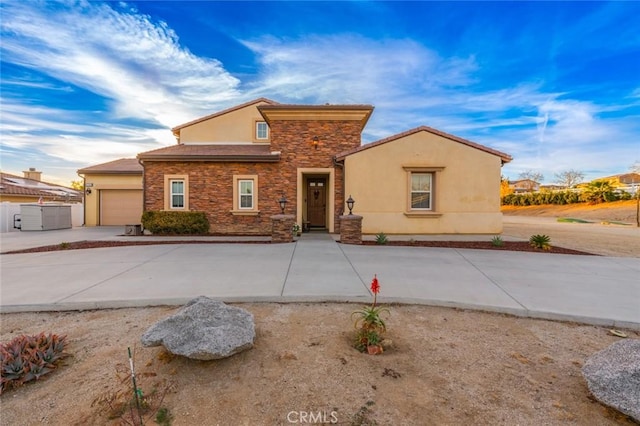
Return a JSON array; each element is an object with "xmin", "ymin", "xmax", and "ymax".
[{"xmin": 1, "ymin": 1, "xmax": 639, "ymax": 186}]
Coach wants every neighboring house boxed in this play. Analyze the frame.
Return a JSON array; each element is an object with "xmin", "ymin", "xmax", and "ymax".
[
  {"xmin": 508, "ymin": 179, "xmax": 540, "ymax": 193},
  {"xmin": 77, "ymin": 158, "xmax": 143, "ymax": 226},
  {"xmin": 592, "ymin": 173, "xmax": 640, "ymax": 195},
  {"xmin": 0, "ymin": 168, "xmax": 82, "ymax": 203},
  {"xmin": 136, "ymin": 98, "xmax": 512, "ymax": 235}
]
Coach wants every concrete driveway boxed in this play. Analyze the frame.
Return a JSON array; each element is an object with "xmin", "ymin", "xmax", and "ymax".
[{"xmin": 1, "ymin": 226, "xmax": 638, "ymax": 329}]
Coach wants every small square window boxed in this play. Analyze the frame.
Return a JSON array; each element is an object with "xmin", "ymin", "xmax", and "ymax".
[{"xmin": 256, "ymin": 122, "xmax": 268, "ymax": 140}]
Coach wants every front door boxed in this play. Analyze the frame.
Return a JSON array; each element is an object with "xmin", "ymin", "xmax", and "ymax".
[{"xmin": 307, "ymin": 178, "xmax": 326, "ymax": 228}]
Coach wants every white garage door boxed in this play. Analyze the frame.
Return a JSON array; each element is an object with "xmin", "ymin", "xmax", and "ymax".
[{"xmin": 100, "ymin": 190, "xmax": 143, "ymax": 225}]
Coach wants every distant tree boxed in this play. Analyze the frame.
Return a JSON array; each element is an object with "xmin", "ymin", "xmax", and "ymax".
[
  {"xmin": 518, "ymin": 170, "xmax": 544, "ymax": 191},
  {"xmin": 580, "ymin": 180, "xmax": 617, "ymax": 204},
  {"xmin": 70, "ymin": 180, "xmax": 83, "ymax": 190},
  {"xmin": 630, "ymin": 161, "xmax": 640, "ymax": 227},
  {"xmin": 554, "ymin": 170, "xmax": 585, "ymax": 188},
  {"xmin": 500, "ymin": 176, "xmax": 513, "ymax": 198}
]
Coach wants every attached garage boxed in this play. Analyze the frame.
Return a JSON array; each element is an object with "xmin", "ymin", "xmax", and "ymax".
[
  {"xmin": 100, "ymin": 189, "xmax": 143, "ymax": 225},
  {"xmin": 78, "ymin": 158, "xmax": 143, "ymax": 227}
]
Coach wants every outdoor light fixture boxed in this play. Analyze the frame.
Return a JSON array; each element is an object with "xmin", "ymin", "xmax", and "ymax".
[
  {"xmin": 278, "ymin": 194, "xmax": 287, "ymax": 214},
  {"xmin": 312, "ymin": 136, "xmax": 319, "ymax": 150},
  {"xmin": 346, "ymin": 195, "xmax": 355, "ymax": 215}
]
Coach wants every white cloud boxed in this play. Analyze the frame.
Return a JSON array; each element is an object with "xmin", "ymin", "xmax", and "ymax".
[{"xmin": 1, "ymin": 1, "xmax": 241, "ymax": 127}]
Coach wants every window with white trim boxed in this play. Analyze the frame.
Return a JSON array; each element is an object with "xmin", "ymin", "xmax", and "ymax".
[
  {"xmin": 239, "ymin": 180, "xmax": 254, "ymax": 209},
  {"xmin": 410, "ymin": 173, "xmax": 432, "ymax": 210},
  {"xmin": 170, "ymin": 179, "xmax": 185, "ymax": 209},
  {"xmin": 256, "ymin": 121, "xmax": 268, "ymax": 140}
]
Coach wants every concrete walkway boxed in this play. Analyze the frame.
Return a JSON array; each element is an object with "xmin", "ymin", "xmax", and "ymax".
[{"xmin": 1, "ymin": 228, "xmax": 638, "ymax": 330}]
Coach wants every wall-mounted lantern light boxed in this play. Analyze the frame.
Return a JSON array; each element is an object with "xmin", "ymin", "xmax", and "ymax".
[
  {"xmin": 312, "ymin": 136, "xmax": 319, "ymax": 150},
  {"xmin": 278, "ymin": 194, "xmax": 287, "ymax": 214},
  {"xmin": 346, "ymin": 195, "xmax": 355, "ymax": 215}
]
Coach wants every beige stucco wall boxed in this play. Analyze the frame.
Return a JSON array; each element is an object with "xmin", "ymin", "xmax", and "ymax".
[
  {"xmin": 344, "ymin": 131, "xmax": 504, "ymax": 234},
  {"xmin": 82, "ymin": 174, "xmax": 142, "ymax": 226},
  {"xmin": 179, "ymin": 101, "xmax": 271, "ymax": 144}
]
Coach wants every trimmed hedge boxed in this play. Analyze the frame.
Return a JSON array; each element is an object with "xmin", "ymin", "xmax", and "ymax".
[
  {"xmin": 501, "ymin": 190, "xmax": 632, "ymax": 206},
  {"xmin": 502, "ymin": 190, "xmax": 581, "ymax": 206},
  {"xmin": 141, "ymin": 211, "xmax": 209, "ymax": 235}
]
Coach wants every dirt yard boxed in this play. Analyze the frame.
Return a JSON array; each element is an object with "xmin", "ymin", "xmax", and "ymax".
[
  {"xmin": 502, "ymin": 200, "xmax": 640, "ymax": 257},
  {"xmin": 1, "ymin": 202, "xmax": 638, "ymax": 425}
]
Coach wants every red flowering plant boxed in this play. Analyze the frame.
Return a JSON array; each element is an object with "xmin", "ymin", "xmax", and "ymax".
[{"xmin": 352, "ymin": 275, "xmax": 390, "ymax": 354}]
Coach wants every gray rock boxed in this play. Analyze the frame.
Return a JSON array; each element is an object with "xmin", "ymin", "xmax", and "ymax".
[
  {"xmin": 141, "ymin": 296, "xmax": 255, "ymax": 360},
  {"xmin": 582, "ymin": 339, "xmax": 640, "ymax": 422}
]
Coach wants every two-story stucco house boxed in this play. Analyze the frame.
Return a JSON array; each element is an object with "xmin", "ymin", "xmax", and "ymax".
[{"xmin": 130, "ymin": 97, "xmax": 512, "ymax": 235}]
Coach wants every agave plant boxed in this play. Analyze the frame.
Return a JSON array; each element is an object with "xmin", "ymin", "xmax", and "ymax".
[
  {"xmin": 1, "ymin": 332, "xmax": 68, "ymax": 394},
  {"xmin": 529, "ymin": 234, "xmax": 551, "ymax": 250}
]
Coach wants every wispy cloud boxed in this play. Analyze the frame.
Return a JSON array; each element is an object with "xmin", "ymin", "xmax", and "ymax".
[
  {"xmin": 1, "ymin": 1, "xmax": 638, "ymax": 185},
  {"xmin": 1, "ymin": 1, "xmax": 240, "ymax": 127}
]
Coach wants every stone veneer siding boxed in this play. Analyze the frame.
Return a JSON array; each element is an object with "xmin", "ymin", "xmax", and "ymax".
[
  {"xmin": 339, "ymin": 214, "xmax": 363, "ymax": 244},
  {"xmin": 144, "ymin": 161, "xmax": 281, "ymax": 235},
  {"xmin": 268, "ymin": 119, "xmax": 362, "ymax": 234},
  {"xmin": 143, "ymin": 119, "xmax": 363, "ymax": 235}
]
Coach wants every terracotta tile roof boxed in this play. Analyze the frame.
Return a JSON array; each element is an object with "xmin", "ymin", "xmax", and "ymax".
[
  {"xmin": 171, "ymin": 98, "xmax": 279, "ymax": 133},
  {"xmin": 137, "ymin": 144, "xmax": 281, "ymax": 162},
  {"xmin": 0, "ymin": 172, "xmax": 83, "ymax": 202},
  {"xmin": 77, "ymin": 158, "xmax": 142, "ymax": 174},
  {"xmin": 336, "ymin": 125, "xmax": 513, "ymax": 164}
]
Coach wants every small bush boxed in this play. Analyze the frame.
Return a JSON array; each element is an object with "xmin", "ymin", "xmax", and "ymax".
[
  {"xmin": 490, "ymin": 236, "xmax": 504, "ymax": 247},
  {"xmin": 0, "ymin": 332, "xmax": 69, "ymax": 394},
  {"xmin": 375, "ymin": 232, "xmax": 388, "ymax": 245},
  {"xmin": 529, "ymin": 234, "xmax": 551, "ymax": 251},
  {"xmin": 141, "ymin": 211, "xmax": 209, "ymax": 235}
]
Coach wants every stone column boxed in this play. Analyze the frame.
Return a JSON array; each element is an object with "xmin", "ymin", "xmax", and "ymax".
[
  {"xmin": 271, "ymin": 214, "xmax": 295, "ymax": 243},
  {"xmin": 340, "ymin": 214, "xmax": 363, "ymax": 245}
]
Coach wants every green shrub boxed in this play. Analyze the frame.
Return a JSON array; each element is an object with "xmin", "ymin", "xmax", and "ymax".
[
  {"xmin": 501, "ymin": 190, "xmax": 582, "ymax": 206},
  {"xmin": 1, "ymin": 332, "xmax": 69, "ymax": 394},
  {"xmin": 490, "ymin": 236, "xmax": 504, "ymax": 247},
  {"xmin": 375, "ymin": 232, "xmax": 388, "ymax": 245},
  {"xmin": 529, "ymin": 234, "xmax": 551, "ymax": 251},
  {"xmin": 141, "ymin": 211, "xmax": 209, "ymax": 235}
]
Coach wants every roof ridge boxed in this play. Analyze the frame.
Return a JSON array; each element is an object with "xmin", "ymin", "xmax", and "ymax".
[
  {"xmin": 171, "ymin": 97, "xmax": 279, "ymax": 133},
  {"xmin": 336, "ymin": 125, "xmax": 512, "ymax": 163}
]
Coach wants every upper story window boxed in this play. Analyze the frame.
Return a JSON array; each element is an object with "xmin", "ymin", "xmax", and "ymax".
[{"xmin": 256, "ymin": 121, "xmax": 269, "ymax": 140}]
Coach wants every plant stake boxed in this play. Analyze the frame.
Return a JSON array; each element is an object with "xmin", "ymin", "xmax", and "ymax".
[{"xmin": 128, "ymin": 347, "xmax": 144, "ymax": 425}]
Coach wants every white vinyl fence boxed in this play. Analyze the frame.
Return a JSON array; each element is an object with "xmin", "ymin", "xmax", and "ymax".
[{"xmin": 0, "ymin": 202, "xmax": 84, "ymax": 233}]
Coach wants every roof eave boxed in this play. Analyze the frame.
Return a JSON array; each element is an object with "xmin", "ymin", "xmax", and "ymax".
[{"xmin": 137, "ymin": 154, "xmax": 281, "ymax": 163}]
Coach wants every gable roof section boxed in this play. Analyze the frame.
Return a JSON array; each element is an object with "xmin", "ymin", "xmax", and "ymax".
[
  {"xmin": 258, "ymin": 104, "xmax": 374, "ymax": 131},
  {"xmin": 336, "ymin": 126, "xmax": 512, "ymax": 164},
  {"xmin": 171, "ymin": 98, "xmax": 279, "ymax": 135},
  {"xmin": 137, "ymin": 144, "xmax": 281, "ymax": 162},
  {"xmin": 0, "ymin": 172, "xmax": 82, "ymax": 201},
  {"xmin": 77, "ymin": 158, "xmax": 142, "ymax": 174}
]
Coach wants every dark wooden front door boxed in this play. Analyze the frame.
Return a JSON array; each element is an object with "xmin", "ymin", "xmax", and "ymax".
[{"xmin": 307, "ymin": 178, "xmax": 326, "ymax": 228}]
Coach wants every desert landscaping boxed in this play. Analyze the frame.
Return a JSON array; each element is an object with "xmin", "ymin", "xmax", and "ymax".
[{"xmin": 1, "ymin": 202, "xmax": 639, "ymax": 425}]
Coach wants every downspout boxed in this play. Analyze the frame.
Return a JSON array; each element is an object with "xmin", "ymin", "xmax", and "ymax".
[
  {"xmin": 333, "ymin": 156, "xmax": 345, "ymax": 231},
  {"xmin": 138, "ymin": 158, "xmax": 145, "ymax": 221},
  {"xmin": 78, "ymin": 172, "xmax": 86, "ymax": 227}
]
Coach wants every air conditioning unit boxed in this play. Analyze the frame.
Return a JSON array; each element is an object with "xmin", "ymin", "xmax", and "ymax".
[{"xmin": 125, "ymin": 224, "xmax": 142, "ymax": 236}]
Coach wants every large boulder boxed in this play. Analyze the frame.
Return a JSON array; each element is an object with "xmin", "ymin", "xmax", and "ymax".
[
  {"xmin": 582, "ymin": 339, "xmax": 640, "ymax": 422},
  {"xmin": 141, "ymin": 296, "xmax": 255, "ymax": 360}
]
